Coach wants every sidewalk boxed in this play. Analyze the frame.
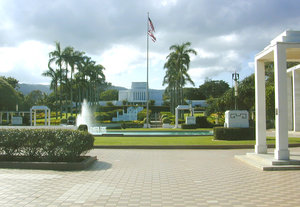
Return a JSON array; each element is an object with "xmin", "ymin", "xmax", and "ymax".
[{"xmin": 1, "ymin": 148, "xmax": 300, "ymax": 206}]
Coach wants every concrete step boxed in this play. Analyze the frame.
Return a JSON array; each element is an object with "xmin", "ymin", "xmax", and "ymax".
[{"xmin": 235, "ymin": 153, "xmax": 300, "ymax": 171}]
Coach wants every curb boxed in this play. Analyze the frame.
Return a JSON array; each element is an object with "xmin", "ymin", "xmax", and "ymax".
[
  {"xmin": 93, "ymin": 144, "xmax": 300, "ymax": 149},
  {"xmin": 0, "ymin": 156, "xmax": 97, "ymax": 171}
]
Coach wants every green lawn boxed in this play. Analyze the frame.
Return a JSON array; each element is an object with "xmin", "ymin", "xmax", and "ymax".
[{"xmin": 94, "ymin": 136, "xmax": 300, "ymax": 146}]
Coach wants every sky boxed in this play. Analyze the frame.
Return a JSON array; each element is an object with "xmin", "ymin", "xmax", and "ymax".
[{"xmin": 1, "ymin": 0, "xmax": 300, "ymax": 90}]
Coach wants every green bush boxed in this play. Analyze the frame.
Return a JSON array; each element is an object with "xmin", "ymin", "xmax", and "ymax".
[
  {"xmin": 196, "ymin": 116, "xmax": 213, "ymax": 128},
  {"xmin": 67, "ymin": 116, "xmax": 76, "ymax": 125},
  {"xmin": 213, "ymin": 127, "xmax": 255, "ymax": 140},
  {"xmin": 137, "ymin": 109, "xmax": 151, "ymax": 121},
  {"xmin": 121, "ymin": 121, "xmax": 144, "ymax": 129},
  {"xmin": 181, "ymin": 124, "xmax": 197, "ymax": 129},
  {"xmin": 162, "ymin": 117, "xmax": 171, "ymax": 124},
  {"xmin": 60, "ymin": 118, "xmax": 67, "ymax": 124},
  {"xmin": 0, "ymin": 129, "xmax": 94, "ymax": 161},
  {"xmin": 78, "ymin": 124, "xmax": 88, "ymax": 131}
]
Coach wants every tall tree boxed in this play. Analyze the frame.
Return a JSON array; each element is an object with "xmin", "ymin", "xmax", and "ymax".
[
  {"xmin": 48, "ymin": 41, "xmax": 64, "ymax": 118},
  {"xmin": 163, "ymin": 42, "xmax": 197, "ymax": 113},
  {"xmin": 42, "ymin": 67, "xmax": 60, "ymax": 119}
]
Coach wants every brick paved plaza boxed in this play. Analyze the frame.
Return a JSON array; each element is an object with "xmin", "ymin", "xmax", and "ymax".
[{"xmin": 1, "ymin": 148, "xmax": 300, "ymax": 207}]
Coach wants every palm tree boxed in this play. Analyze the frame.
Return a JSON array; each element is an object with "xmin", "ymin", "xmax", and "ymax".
[
  {"xmin": 62, "ymin": 47, "xmax": 85, "ymax": 116},
  {"xmin": 163, "ymin": 42, "xmax": 197, "ymax": 114},
  {"xmin": 42, "ymin": 67, "xmax": 60, "ymax": 119},
  {"xmin": 49, "ymin": 41, "xmax": 64, "ymax": 119}
]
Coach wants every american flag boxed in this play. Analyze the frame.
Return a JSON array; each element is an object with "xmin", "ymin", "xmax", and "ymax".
[{"xmin": 148, "ymin": 17, "xmax": 156, "ymax": 42}]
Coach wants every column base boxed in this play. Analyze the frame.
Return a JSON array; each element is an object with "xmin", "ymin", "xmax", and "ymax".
[
  {"xmin": 274, "ymin": 149, "xmax": 290, "ymax": 160},
  {"xmin": 255, "ymin": 144, "xmax": 267, "ymax": 154}
]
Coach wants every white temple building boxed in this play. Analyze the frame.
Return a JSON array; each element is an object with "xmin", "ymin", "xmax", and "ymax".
[{"xmin": 118, "ymin": 82, "xmax": 164, "ymax": 106}]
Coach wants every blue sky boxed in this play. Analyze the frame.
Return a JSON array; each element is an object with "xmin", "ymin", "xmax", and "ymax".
[{"xmin": 0, "ymin": 0, "xmax": 300, "ymax": 89}]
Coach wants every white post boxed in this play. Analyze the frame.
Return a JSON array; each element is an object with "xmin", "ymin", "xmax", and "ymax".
[
  {"xmin": 293, "ymin": 70, "xmax": 300, "ymax": 131},
  {"xmin": 34, "ymin": 110, "xmax": 36, "ymax": 126},
  {"xmin": 255, "ymin": 59, "xmax": 267, "ymax": 154},
  {"xmin": 30, "ymin": 108, "xmax": 32, "ymax": 126},
  {"xmin": 44, "ymin": 109, "xmax": 47, "ymax": 126},
  {"xmin": 48, "ymin": 109, "xmax": 51, "ymax": 126},
  {"xmin": 287, "ymin": 72, "xmax": 293, "ymax": 131},
  {"xmin": 274, "ymin": 43, "xmax": 290, "ymax": 160},
  {"xmin": 175, "ymin": 107, "xmax": 178, "ymax": 128}
]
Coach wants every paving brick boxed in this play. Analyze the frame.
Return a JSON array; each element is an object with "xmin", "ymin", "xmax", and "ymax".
[{"xmin": 0, "ymin": 148, "xmax": 300, "ymax": 206}]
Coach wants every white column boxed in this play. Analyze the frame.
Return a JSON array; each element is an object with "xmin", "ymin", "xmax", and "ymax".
[
  {"xmin": 34, "ymin": 110, "xmax": 36, "ymax": 126},
  {"xmin": 274, "ymin": 43, "xmax": 289, "ymax": 160},
  {"xmin": 48, "ymin": 110, "xmax": 51, "ymax": 126},
  {"xmin": 293, "ymin": 70, "xmax": 300, "ymax": 131},
  {"xmin": 44, "ymin": 109, "xmax": 47, "ymax": 126},
  {"xmin": 175, "ymin": 107, "xmax": 178, "ymax": 128},
  {"xmin": 255, "ymin": 59, "xmax": 267, "ymax": 154},
  {"xmin": 287, "ymin": 72, "xmax": 293, "ymax": 131},
  {"xmin": 30, "ymin": 109, "xmax": 32, "ymax": 126}
]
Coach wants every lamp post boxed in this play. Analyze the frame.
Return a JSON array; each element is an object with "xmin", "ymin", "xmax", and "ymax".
[{"xmin": 232, "ymin": 72, "xmax": 239, "ymax": 110}]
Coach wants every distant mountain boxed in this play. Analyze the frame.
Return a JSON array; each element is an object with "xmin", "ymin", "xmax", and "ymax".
[{"xmin": 18, "ymin": 84, "xmax": 52, "ymax": 95}]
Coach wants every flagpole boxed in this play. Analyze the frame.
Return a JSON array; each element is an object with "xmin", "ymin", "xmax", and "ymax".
[{"xmin": 146, "ymin": 12, "xmax": 150, "ymax": 128}]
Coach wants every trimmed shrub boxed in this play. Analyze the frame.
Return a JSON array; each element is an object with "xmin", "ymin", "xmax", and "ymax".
[
  {"xmin": 162, "ymin": 117, "xmax": 171, "ymax": 124},
  {"xmin": 214, "ymin": 127, "xmax": 255, "ymax": 140},
  {"xmin": 0, "ymin": 129, "xmax": 94, "ymax": 161},
  {"xmin": 196, "ymin": 116, "xmax": 213, "ymax": 128},
  {"xmin": 121, "ymin": 121, "xmax": 144, "ymax": 129},
  {"xmin": 78, "ymin": 124, "xmax": 88, "ymax": 132},
  {"xmin": 181, "ymin": 124, "xmax": 197, "ymax": 129},
  {"xmin": 67, "ymin": 116, "xmax": 76, "ymax": 125},
  {"xmin": 60, "ymin": 118, "xmax": 67, "ymax": 124}
]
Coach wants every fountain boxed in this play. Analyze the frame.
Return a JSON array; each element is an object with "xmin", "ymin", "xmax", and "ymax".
[{"xmin": 76, "ymin": 99, "xmax": 106, "ymax": 134}]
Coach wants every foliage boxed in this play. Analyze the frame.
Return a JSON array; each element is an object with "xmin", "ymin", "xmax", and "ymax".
[
  {"xmin": 100, "ymin": 89, "xmax": 118, "ymax": 101},
  {"xmin": 78, "ymin": 124, "xmax": 88, "ymax": 131},
  {"xmin": 183, "ymin": 87, "xmax": 206, "ymax": 100},
  {"xmin": 106, "ymin": 101, "xmax": 114, "ymax": 106},
  {"xmin": 162, "ymin": 117, "xmax": 171, "ymax": 124},
  {"xmin": 181, "ymin": 124, "xmax": 197, "ymax": 129},
  {"xmin": 0, "ymin": 129, "xmax": 94, "ymax": 161},
  {"xmin": 196, "ymin": 116, "xmax": 213, "ymax": 128},
  {"xmin": 163, "ymin": 42, "xmax": 197, "ymax": 113},
  {"xmin": 199, "ymin": 79, "xmax": 230, "ymax": 99},
  {"xmin": 0, "ymin": 76, "xmax": 19, "ymax": 90},
  {"xmin": 0, "ymin": 77, "xmax": 20, "ymax": 110},
  {"xmin": 45, "ymin": 41, "xmax": 108, "ymax": 119},
  {"xmin": 137, "ymin": 109, "xmax": 152, "ymax": 121},
  {"xmin": 213, "ymin": 127, "xmax": 255, "ymax": 140},
  {"xmin": 121, "ymin": 121, "xmax": 144, "ymax": 129}
]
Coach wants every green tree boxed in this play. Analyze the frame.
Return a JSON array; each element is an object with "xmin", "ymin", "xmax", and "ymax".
[
  {"xmin": 163, "ymin": 42, "xmax": 197, "ymax": 113},
  {"xmin": 0, "ymin": 77, "xmax": 20, "ymax": 110},
  {"xmin": 0, "ymin": 76, "xmax": 19, "ymax": 90},
  {"xmin": 100, "ymin": 89, "xmax": 118, "ymax": 101},
  {"xmin": 183, "ymin": 87, "xmax": 206, "ymax": 100},
  {"xmin": 42, "ymin": 67, "xmax": 60, "ymax": 119},
  {"xmin": 199, "ymin": 79, "xmax": 230, "ymax": 99},
  {"xmin": 48, "ymin": 41, "xmax": 64, "ymax": 118}
]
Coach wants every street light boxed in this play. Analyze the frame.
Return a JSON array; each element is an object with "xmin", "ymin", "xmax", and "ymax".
[{"xmin": 232, "ymin": 72, "xmax": 239, "ymax": 110}]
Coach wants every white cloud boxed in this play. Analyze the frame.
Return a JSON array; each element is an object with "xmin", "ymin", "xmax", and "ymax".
[{"xmin": 0, "ymin": 41, "xmax": 53, "ymax": 76}]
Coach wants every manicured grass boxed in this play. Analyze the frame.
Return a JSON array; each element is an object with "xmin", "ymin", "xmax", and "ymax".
[{"xmin": 94, "ymin": 136, "xmax": 300, "ymax": 146}]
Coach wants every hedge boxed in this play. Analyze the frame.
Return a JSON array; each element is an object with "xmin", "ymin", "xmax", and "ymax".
[
  {"xmin": 181, "ymin": 124, "xmax": 197, "ymax": 129},
  {"xmin": 121, "ymin": 121, "xmax": 144, "ymax": 129},
  {"xmin": 0, "ymin": 129, "xmax": 94, "ymax": 161},
  {"xmin": 213, "ymin": 127, "xmax": 255, "ymax": 140},
  {"xmin": 196, "ymin": 116, "xmax": 213, "ymax": 128}
]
